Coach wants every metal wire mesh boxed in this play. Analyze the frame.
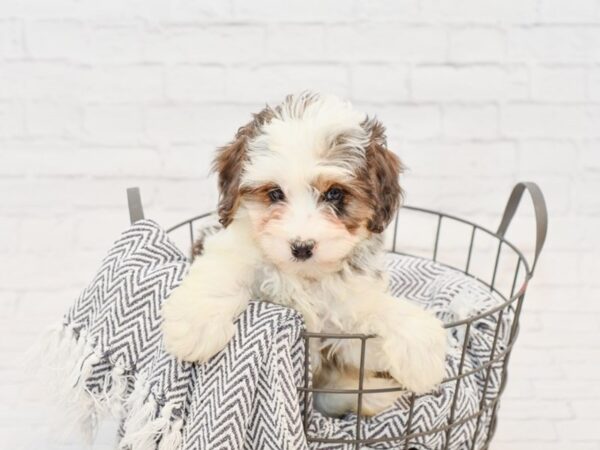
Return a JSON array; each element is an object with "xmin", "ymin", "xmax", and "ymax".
[{"xmin": 160, "ymin": 182, "xmax": 547, "ymax": 450}]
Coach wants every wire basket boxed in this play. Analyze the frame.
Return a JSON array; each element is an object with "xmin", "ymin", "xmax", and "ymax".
[{"xmin": 128, "ymin": 181, "xmax": 547, "ymax": 450}]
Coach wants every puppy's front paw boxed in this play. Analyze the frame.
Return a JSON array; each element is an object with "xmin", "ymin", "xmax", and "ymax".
[
  {"xmin": 383, "ymin": 311, "xmax": 447, "ymax": 395},
  {"xmin": 163, "ymin": 314, "xmax": 235, "ymax": 363},
  {"xmin": 162, "ymin": 289, "xmax": 236, "ymax": 363}
]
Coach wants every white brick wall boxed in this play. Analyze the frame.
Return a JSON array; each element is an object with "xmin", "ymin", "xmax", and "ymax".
[{"xmin": 1, "ymin": 0, "xmax": 599, "ymax": 448}]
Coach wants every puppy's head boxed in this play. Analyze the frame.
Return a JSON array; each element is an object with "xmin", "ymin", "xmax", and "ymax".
[{"xmin": 213, "ymin": 93, "xmax": 403, "ymax": 277}]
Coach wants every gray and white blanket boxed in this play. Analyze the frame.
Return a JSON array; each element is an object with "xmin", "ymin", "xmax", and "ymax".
[{"xmin": 39, "ymin": 220, "xmax": 511, "ymax": 450}]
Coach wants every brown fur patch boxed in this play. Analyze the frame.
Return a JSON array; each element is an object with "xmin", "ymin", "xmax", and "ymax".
[
  {"xmin": 311, "ymin": 116, "xmax": 403, "ymax": 236},
  {"xmin": 373, "ymin": 371, "xmax": 393, "ymax": 380},
  {"xmin": 257, "ymin": 206, "xmax": 285, "ymax": 232},
  {"xmin": 339, "ymin": 181, "xmax": 377, "ymax": 233},
  {"xmin": 314, "ymin": 345, "xmax": 393, "ymax": 395},
  {"xmin": 191, "ymin": 238, "xmax": 204, "ymax": 258},
  {"xmin": 212, "ymin": 107, "xmax": 276, "ymax": 227},
  {"xmin": 311, "ymin": 176, "xmax": 372, "ymax": 234},
  {"xmin": 311, "ymin": 175, "xmax": 339, "ymax": 195},
  {"xmin": 360, "ymin": 117, "xmax": 404, "ymax": 233},
  {"xmin": 279, "ymin": 91, "xmax": 320, "ymax": 119},
  {"xmin": 240, "ymin": 183, "xmax": 279, "ymax": 204},
  {"xmin": 190, "ymin": 223, "xmax": 223, "ymax": 260},
  {"xmin": 239, "ymin": 183, "xmax": 285, "ymax": 231}
]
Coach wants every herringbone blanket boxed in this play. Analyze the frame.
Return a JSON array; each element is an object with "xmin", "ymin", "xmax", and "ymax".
[{"xmin": 40, "ymin": 220, "xmax": 511, "ymax": 450}]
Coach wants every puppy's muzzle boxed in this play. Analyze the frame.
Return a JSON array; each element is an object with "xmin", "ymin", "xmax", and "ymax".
[{"xmin": 290, "ymin": 239, "xmax": 315, "ymax": 261}]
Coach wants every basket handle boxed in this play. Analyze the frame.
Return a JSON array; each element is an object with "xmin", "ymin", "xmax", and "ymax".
[
  {"xmin": 127, "ymin": 187, "xmax": 145, "ymax": 224},
  {"xmin": 496, "ymin": 182, "xmax": 548, "ymax": 274}
]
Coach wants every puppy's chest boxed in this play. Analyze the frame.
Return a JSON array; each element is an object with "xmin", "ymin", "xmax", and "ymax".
[{"xmin": 251, "ymin": 270, "xmax": 354, "ymax": 332}]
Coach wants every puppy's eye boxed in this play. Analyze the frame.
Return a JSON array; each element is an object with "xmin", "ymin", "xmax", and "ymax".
[
  {"xmin": 268, "ymin": 187, "xmax": 285, "ymax": 203},
  {"xmin": 324, "ymin": 187, "xmax": 344, "ymax": 203}
]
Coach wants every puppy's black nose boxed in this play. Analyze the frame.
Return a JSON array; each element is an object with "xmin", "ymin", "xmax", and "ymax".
[{"xmin": 291, "ymin": 240, "xmax": 315, "ymax": 261}]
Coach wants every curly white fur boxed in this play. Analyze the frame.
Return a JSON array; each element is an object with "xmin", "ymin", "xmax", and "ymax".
[{"xmin": 162, "ymin": 93, "xmax": 447, "ymax": 416}]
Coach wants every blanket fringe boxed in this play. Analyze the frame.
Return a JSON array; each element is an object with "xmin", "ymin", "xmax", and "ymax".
[
  {"xmin": 158, "ymin": 419, "xmax": 184, "ymax": 450},
  {"xmin": 119, "ymin": 380, "xmax": 183, "ymax": 450},
  {"xmin": 29, "ymin": 326, "xmax": 97, "ymax": 441},
  {"xmin": 30, "ymin": 324, "xmax": 184, "ymax": 449},
  {"xmin": 29, "ymin": 325, "xmax": 130, "ymax": 443}
]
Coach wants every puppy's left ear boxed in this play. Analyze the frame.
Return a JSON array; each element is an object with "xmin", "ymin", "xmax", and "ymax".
[{"xmin": 364, "ymin": 118, "xmax": 404, "ymax": 234}]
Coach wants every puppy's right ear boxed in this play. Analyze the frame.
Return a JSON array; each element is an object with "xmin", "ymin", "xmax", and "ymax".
[
  {"xmin": 213, "ymin": 134, "xmax": 247, "ymax": 227},
  {"xmin": 212, "ymin": 106, "xmax": 274, "ymax": 227}
]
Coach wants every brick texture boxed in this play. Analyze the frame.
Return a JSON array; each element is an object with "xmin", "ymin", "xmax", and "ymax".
[{"xmin": 0, "ymin": 1, "xmax": 598, "ymax": 448}]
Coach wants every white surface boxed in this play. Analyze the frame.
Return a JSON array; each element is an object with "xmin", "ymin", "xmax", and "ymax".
[{"xmin": 0, "ymin": 0, "xmax": 599, "ymax": 448}]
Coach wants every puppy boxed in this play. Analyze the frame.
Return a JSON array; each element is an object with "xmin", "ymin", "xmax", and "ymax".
[{"xmin": 162, "ymin": 93, "xmax": 446, "ymax": 416}]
